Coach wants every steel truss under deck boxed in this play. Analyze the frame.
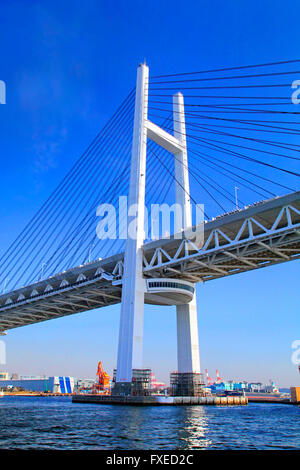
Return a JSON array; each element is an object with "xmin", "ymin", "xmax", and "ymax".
[{"xmin": 0, "ymin": 191, "xmax": 299, "ymax": 331}]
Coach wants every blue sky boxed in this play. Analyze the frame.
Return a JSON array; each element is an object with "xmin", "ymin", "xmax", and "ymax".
[{"xmin": 0, "ymin": 0, "xmax": 299, "ymax": 386}]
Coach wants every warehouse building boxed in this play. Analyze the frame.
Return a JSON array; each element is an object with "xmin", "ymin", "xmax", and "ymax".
[{"xmin": 0, "ymin": 375, "xmax": 75, "ymax": 393}]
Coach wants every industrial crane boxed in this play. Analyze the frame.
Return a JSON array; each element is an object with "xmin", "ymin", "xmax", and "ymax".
[
  {"xmin": 205, "ymin": 369, "xmax": 214, "ymax": 385},
  {"xmin": 92, "ymin": 361, "xmax": 111, "ymax": 395},
  {"xmin": 216, "ymin": 370, "xmax": 223, "ymax": 383}
]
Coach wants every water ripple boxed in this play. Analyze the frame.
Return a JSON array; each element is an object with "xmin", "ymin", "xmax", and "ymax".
[{"xmin": 0, "ymin": 396, "xmax": 299, "ymax": 449}]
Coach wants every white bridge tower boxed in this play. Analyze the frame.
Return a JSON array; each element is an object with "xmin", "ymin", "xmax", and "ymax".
[{"xmin": 115, "ymin": 63, "xmax": 201, "ymax": 394}]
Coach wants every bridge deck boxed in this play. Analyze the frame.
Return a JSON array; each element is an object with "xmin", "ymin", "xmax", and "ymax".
[{"xmin": 0, "ymin": 191, "xmax": 299, "ymax": 331}]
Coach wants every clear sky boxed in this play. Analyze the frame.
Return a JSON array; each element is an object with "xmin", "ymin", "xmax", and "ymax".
[{"xmin": 0, "ymin": 0, "xmax": 299, "ymax": 387}]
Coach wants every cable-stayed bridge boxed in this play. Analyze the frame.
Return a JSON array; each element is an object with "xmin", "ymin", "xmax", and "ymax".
[
  {"xmin": 0, "ymin": 60, "xmax": 299, "ymax": 391},
  {"xmin": 0, "ymin": 189, "xmax": 299, "ymax": 330}
]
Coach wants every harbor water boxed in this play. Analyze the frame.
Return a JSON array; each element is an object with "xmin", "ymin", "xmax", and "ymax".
[{"xmin": 0, "ymin": 396, "xmax": 299, "ymax": 450}]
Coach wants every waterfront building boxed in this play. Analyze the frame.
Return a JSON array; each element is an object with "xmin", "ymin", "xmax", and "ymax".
[
  {"xmin": 0, "ymin": 371, "xmax": 8, "ymax": 380},
  {"xmin": 75, "ymin": 378, "xmax": 96, "ymax": 392},
  {"xmin": 0, "ymin": 376, "xmax": 75, "ymax": 393},
  {"xmin": 247, "ymin": 382, "xmax": 263, "ymax": 392}
]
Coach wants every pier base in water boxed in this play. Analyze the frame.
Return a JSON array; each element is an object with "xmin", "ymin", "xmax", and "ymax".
[
  {"xmin": 113, "ymin": 368, "xmax": 152, "ymax": 396},
  {"xmin": 170, "ymin": 372, "xmax": 205, "ymax": 397},
  {"xmin": 72, "ymin": 394, "xmax": 248, "ymax": 406}
]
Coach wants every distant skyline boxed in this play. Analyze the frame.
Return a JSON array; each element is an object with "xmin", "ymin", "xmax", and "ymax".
[{"xmin": 0, "ymin": 0, "xmax": 299, "ymax": 387}]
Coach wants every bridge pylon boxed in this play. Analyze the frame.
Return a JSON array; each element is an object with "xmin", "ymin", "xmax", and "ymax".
[
  {"xmin": 114, "ymin": 63, "xmax": 202, "ymax": 396},
  {"xmin": 173, "ymin": 91, "xmax": 201, "ymax": 379}
]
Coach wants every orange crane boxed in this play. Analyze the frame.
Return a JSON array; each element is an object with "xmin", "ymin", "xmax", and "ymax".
[
  {"xmin": 205, "ymin": 369, "xmax": 214, "ymax": 385},
  {"xmin": 216, "ymin": 370, "xmax": 223, "ymax": 383},
  {"xmin": 92, "ymin": 361, "xmax": 111, "ymax": 395}
]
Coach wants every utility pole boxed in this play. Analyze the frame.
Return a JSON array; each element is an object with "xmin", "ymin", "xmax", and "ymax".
[
  {"xmin": 2, "ymin": 277, "xmax": 8, "ymax": 294},
  {"xmin": 235, "ymin": 186, "xmax": 239, "ymax": 210},
  {"xmin": 40, "ymin": 263, "xmax": 47, "ymax": 280},
  {"xmin": 89, "ymin": 244, "xmax": 94, "ymax": 263}
]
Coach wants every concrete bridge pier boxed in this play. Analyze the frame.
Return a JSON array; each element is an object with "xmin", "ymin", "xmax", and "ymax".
[
  {"xmin": 176, "ymin": 297, "xmax": 200, "ymax": 374},
  {"xmin": 114, "ymin": 64, "xmax": 202, "ymax": 396},
  {"xmin": 173, "ymin": 91, "xmax": 202, "ymax": 396},
  {"xmin": 114, "ymin": 63, "xmax": 149, "ymax": 394}
]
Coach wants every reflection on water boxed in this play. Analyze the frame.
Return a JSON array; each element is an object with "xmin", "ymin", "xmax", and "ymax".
[
  {"xmin": 176, "ymin": 407, "xmax": 211, "ymax": 449},
  {"xmin": 0, "ymin": 396, "xmax": 299, "ymax": 450}
]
